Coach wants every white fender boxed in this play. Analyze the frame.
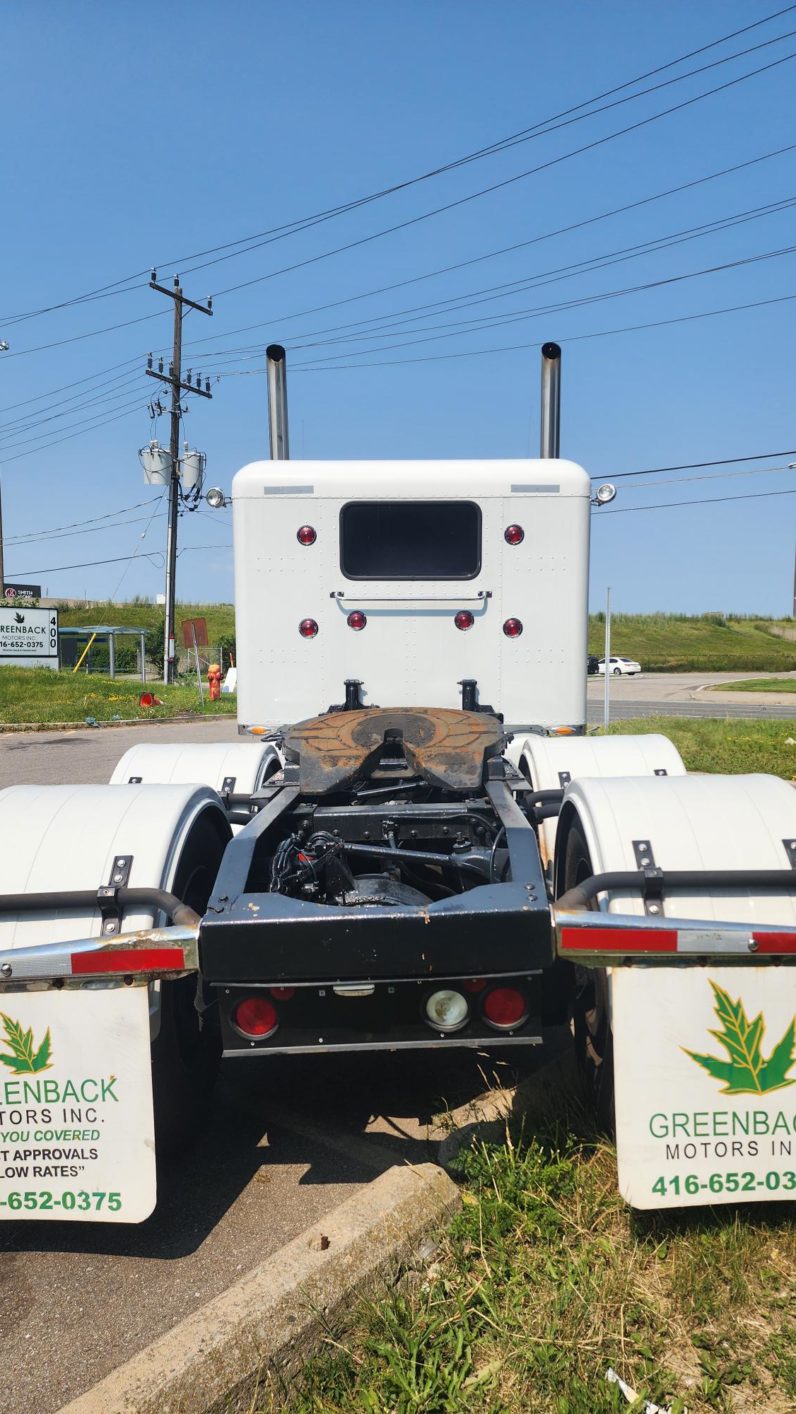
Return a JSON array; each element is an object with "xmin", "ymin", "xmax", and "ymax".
[
  {"xmin": 0, "ymin": 783, "xmax": 228, "ymax": 950},
  {"xmin": 558, "ymin": 773, "xmax": 796, "ymax": 926},
  {"xmin": 109, "ymin": 740, "xmax": 281, "ymax": 794},
  {"xmin": 506, "ymin": 733, "xmax": 685, "ymax": 873}
]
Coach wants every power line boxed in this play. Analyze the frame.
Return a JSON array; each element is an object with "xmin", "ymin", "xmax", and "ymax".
[
  {"xmin": 4, "ymin": 551, "xmax": 164, "ymax": 577},
  {"xmin": 109, "ymin": 492, "xmax": 167, "ymax": 601},
  {"xmin": 3, "ymin": 33, "xmax": 794, "ymax": 372},
  {"xmin": 289, "ymin": 289, "xmax": 796, "ymax": 371},
  {"xmin": 208, "ymin": 46, "xmax": 796, "ymax": 304},
  {"xmin": 0, "ymin": 401, "xmax": 148, "ymax": 465},
  {"xmin": 613, "ymin": 463, "xmax": 795, "ymax": 488},
  {"xmin": 5, "ymin": 511, "xmax": 166, "ymax": 548},
  {"xmin": 194, "ymin": 22, "xmax": 796, "ymax": 291},
  {"xmin": 0, "ymin": 355, "xmax": 141, "ymax": 418},
  {"xmin": 0, "ymin": 388, "xmax": 150, "ymax": 455},
  {"xmin": 189, "ymin": 142, "xmax": 796, "ymax": 358},
  {"xmin": 607, "ymin": 449, "xmax": 796, "ymax": 478},
  {"xmin": 0, "ymin": 380, "xmax": 149, "ymax": 447},
  {"xmin": 599, "ymin": 487, "xmax": 796, "ymax": 514},
  {"xmin": 5, "ymin": 498, "xmax": 164, "ymax": 544},
  {"xmin": 0, "ymin": 368, "xmax": 142, "ymax": 437},
  {"xmin": 4, "ymin": 4, "xmax": 792, "ymax": 330},
  {"xmin": 286, "ymin": 241, "xmax": 796, "ymax": 364},
  {"xmin": 269, "ymin": 198, "xmax": 796, "ymax": 353}
]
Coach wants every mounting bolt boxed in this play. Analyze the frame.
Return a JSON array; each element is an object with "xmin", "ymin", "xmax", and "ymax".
[
  {"xmin": 648, "ymin": 903, "xmax": 661, "ymax": 915},
  {"xmin": 748, "ymin": 938, "xmax": 759, "ymax": 953},
  {"xmin": 0, "ymin": 962, "xmax": 12, "ymax": 978}
]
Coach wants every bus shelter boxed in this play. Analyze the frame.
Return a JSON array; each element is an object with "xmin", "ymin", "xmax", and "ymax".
[{"xmin": 58, "ymin": 625, "xmax": 150, "ymax": 681}]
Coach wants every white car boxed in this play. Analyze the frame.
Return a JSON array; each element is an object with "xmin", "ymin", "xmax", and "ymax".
[{"xmin": 598, "ymin": 656, "xmax": 641, "ymax": 676}]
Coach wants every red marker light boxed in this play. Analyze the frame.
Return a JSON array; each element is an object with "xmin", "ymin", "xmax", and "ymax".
[
  {"xmin": 299, "ymin": 618, "xmax": 318, "ymax": 638},
  {"xmin": 347, "ymin": 610, "xmax": 367, "ymax": 630},
  {"xmin": 482, "ymin": 987, "xmax": 528, "ymax": 1030},
  {"xmin": 232, "ymin": 996, "xmax": 279, "ymax": 1039},
  {"xmin": 454, "ymin": 610, "xmax": 474, "ymax": 631},
  {"xmin": 504, "ymin": 524, "xmax": 524, "ymax": 545},
  {"xmin": 296, "ymin": 525, "xmax": 316, "ymax": 546},
  {"xmin": 503, "ymin": 617, "xmax": 523, "ymax": 638},
  {"xmin": 270, "ymin": 986, "xmax": 296, "ymax": 1001},
  {"xmin": 462, "ymin": 977, "xmax": 487, "ymax": 993}
]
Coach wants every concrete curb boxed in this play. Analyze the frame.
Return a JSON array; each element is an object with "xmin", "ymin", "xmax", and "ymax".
[
  {"xmin": 58, "ymin": 1162, "xmax": 460, "ymax": 1414},
  {"xmin": 0, "ymin": 713, "xmax": 236, "ymax": 735}
]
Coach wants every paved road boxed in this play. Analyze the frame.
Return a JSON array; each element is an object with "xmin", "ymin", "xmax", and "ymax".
[{"xmin": 587, "ymin": 671, "xmax": 796, "ymax": 722}]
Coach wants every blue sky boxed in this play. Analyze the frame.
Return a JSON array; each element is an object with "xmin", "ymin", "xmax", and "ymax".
[{"xmin": 1, "ymin": 1, "xmax": 794, "ymax": 614}]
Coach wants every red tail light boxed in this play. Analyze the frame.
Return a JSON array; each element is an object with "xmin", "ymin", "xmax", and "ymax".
[
  {"xmin": 504, "ymin": 524, "xmax": 524, "ymax": 545},
  {"xmin": 299, "ymin": 618, "xmax": 318, "ymax": 638},
  {"xmin": 503, "ymin": 617, "xmax": 523, "ymax": 638},
  {"xmin": 482, "ymin": 987, "xmax": 528, "ymax": 1030},
  {"xmin": 454, "ymin": 610, "xmax": 474, "ymax": 631},
  {"xmin": 347, "ymin": 610, "xmax": 367, "ymax": 630},
  {"xmin": 296, "ymin": 525, "xmax": 316, "ymax": 546},
  {"xmin": 232, "ymin": 996, "xmax": 279, "ymax": 1039}
]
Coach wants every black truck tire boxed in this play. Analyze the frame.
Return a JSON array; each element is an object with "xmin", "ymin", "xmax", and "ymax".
[
  {"xmin": 151, "ymin": 811, "xmax": 228, "ymax": 1155},
  {"xmin": 562, "ymin": 821, "xmax": 615, "ymax": 1133}
]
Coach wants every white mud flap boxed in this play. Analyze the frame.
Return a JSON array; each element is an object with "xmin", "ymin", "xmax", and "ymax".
[
  {"xmin": 0, "ymin": 986, "xmax": 156, "ymax": 1223},
  {"xmin": 612, "ymin": 966, "xmax": 796, "ymax": 1210}
]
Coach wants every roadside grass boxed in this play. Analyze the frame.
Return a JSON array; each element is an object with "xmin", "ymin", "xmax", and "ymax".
[
  {"xmin": 601, "ymin": 716, "xmax": 796, "ymax": 779},
  {"xmin": 717, "ymin": 679, "xmax": 796, "ymax": 694},
  {"xmin": 0, "ymin": 666, "xmax": 236, "ymax": 724},
  {"xmin": 587, "ymin": 615, "xmax": 796, "ymax": 673},
  {"xmin": 276, "ymin": 1067, "xmax": 796, "ymax": 1414}
]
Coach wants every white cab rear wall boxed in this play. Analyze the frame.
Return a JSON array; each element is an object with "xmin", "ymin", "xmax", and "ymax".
[{"xmin": 232, "ymin": 459, "xmax": 590, "ymax": 728}]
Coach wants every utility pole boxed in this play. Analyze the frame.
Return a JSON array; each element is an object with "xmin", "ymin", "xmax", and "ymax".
[{"xmin": 146, "ymin": 272, "xmax": 213, "ymax": 684}]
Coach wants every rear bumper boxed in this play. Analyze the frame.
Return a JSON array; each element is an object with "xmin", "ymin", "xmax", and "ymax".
[{"xmin": 199, "ymin": 882, "xmax": 554, "ymax": 984}]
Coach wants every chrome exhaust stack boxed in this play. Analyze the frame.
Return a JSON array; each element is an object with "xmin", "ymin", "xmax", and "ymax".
[
  {"xmin": 539, "ymin": 341, "xmax": 561, "ymax": 458},
  {"xmin": 266, "ymin": 343, "xmax": 290, "ymax": 460}
]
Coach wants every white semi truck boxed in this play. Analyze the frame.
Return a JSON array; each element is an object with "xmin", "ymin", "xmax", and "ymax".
[{"xmin": 0, "ymin": 343, "xmax": 794, "ymax": 1223}]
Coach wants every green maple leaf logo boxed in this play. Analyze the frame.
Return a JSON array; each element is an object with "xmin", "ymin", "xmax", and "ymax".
[
  {"xmin": 684, "ymin": 982, "xmax": 796, "ymax": 1095},
  {"xmin": 0, "ymin": 1014, "xmax": 53, "ymax": 1074}
]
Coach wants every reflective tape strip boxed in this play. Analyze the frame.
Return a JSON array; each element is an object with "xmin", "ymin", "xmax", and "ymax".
[
  {"xmin": 70, "ymin": 947, "xmax": 186, "ymax": 975},
  {"xmin": 560, "ymin": 926, "xmax": 677, "ymax": 953},
  {"xmin": 559, "ymin": 925, "xmax": 796, "ymax": 957}
]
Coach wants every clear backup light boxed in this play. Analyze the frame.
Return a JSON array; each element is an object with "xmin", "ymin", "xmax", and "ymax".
[
  {"xmin": 454, "ymin": 610, "xmax": 474, "ymax": 631},
  {"xmin": 232, "ymin": 996, "xmax": 279, "ymax": 1039},
  {"xmin": 482, "ymin": 987, "xmax": 528, "ymax": 1030},
  {"xmin": 297, "ymin": 525, "xmax": 317, "ymax": 545},
  {"xmin": 299, "ymin": 618, "xmax": 319, "ymax": 638},
  {"xmin": 424, "ymin": 989, "xmax": 469, "ymax": 1031},
  {"xmin": 347, "ymin": 610, "xmax": 367, "ymax": 630},
  {"xmin": 503, "ymin": 617, "xmax": 523, "ymax": 638},
  {"xmin": 504, "ymin": 524, "xmax": 524, "ymax": 545}
]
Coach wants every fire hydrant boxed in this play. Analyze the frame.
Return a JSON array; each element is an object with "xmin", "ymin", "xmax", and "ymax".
[{"xmin": 207, "ymin": 663, "xmax": 222, "ymax": 701}]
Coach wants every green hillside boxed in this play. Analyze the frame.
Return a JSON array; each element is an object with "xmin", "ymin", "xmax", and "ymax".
[
  {"xmin": 58, "ymin": 600, "xmax": 235, "ymax": 642},
  {"xmin": 587, "ymin": 613, "xmax": 796, "ymax": 672}
]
